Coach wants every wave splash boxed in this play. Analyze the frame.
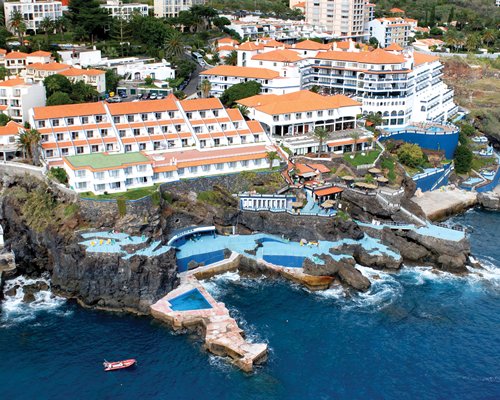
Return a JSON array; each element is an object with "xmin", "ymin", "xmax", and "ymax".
[{"xmin": 1, "ymin": 275, "xmax": 67, "ymax": 327}]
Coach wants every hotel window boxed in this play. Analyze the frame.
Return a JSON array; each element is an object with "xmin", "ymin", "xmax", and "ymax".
[
  {"xmin": 214, "ymin": 138, "xmax": 220, "ymax": 146},
  {"xmin": 38, "ymin": 120, "xmax": 45, "ymax": 128},
  {"xmin": 137, "ymin": 165, "xmax": 147, "ymax": 172},
  {"xmin": 113, "ymin": 116, "xmax": 120, "ymax": 123},
  {"xmin": 91, "ymin": 145, "xmax": 98, "ymax": 152},
  {"xmin": 133, "ymin": 129, "xmax": 140, "ymax": 136},
  {"xmin": 194, "ymin": 126, "xmax": 201, "ymax": 134},
  {"xmin": 139, "ymin": 143, "xmax": 146, "ymax": 150},
  {"xmin": 200, "ymin": 140, "xmax": 206, "ymax": 148},
  {"xmin": 328, "ymin": 110, "xmax": 334, "ymax": 116},
  {"xmin": 253, "ymin": 134, "xmax": 259, "ymax": 142},
  {"xmin": 216, "ymin": 163, "xmax": 224, "ymax": 170},
  {"xmin": 234, "ymin": 122, "xmax": 239, "ymax": 129},
  {"xmin": 109, "ymin": 170, "xmax": 119, "ymax": 178},
  {"xmin": 94, "ymin": 184, "xmax": 105, "ymax": 192},
  {"xmin": 119, "ymin": 130, "xmax": 125, "ymax": 137},
  {"xmin": 213, "ymin": 110, "xmax": 218, "ymax": 117},
  {"xmin": 273, "ymin": 116, "xmax": 279, "ymax": 122},
  {"xmin": 254, "ymin": 159, "xmax": 262, "ymax": 166},
  {"xmin": 141, "ymin": 113, "xmax": 148, "ymax": 121},
  {"xmin": 71, "ymin": 132, "xmax": 78, "ymax": 140},
  {"xmin": 52, "ymin": 119, "xmax": 59, "ymax": 127},
  {"xmin": 124, "ymin": 167, "xmax": 132, "ymax": 175},
  {"xmin": 41, "ymin": 135, "xmax": 48, "ymax": 142},
  {"xmin": 227, "ymin": 137, "xmax": 233, "ymax": 144},
  {"xmin": 82, "ymin": 116, "xmax": 88, "ymax": 124},
  {"xmin": 229, "ymin": 162, "xmax": 236, "ymax": 168},
  {"xmin": 164, "ymin": 171, "xmax": 173, "ymax": 178},
  {"xmin": 241, "ymin": 160, "xmax": 249, "ymax": 167},
  {"xmin": 147, "ymin": 127, "xmax": 154, "ymax": 135},
  {"xmin": 96, "ymin": 115, "xmax": 103, "ymax": 122},
  {"xmin": 295, "ymin": 113, "xmax": 302, "ymax": 119},
  {"xmin": 127, "ymin": 115, "xmax": 134, "ymax": 122},
  {"xmin": 181, "ymin": 139, "xmax": 188, "ymax": 147},
  {"xmin": 106, "ymin": 144, "xmax": 113, "ymax": 151},
  {"xmin": 76, "ymin": 146, "xmax": 84, "ymax": 154},
  {"xmin": 101, "ymin": 129, "xmax": 108, "ymax": 136},
  {"xmin": 189, "ymin": 166, "xmax": 198, "ymax": 173},
  {"xmin": 178, "ymin": 168, "xmax": 185, "ymax": 176},
  {"xmin": 87, "ymin": 130, "xmax": 94, "ymax": 138},
  {"xmin": 125, "ymin": 178, "xmax": 133, "ymax": 186},
  {"xmin": 306, "ymin": 112, "xmax": 312, "ymax": 118},
  {"xmin": 156, "ymin": 112, "xmax": 162, "ymax": 119},
  {"xmin": 76, "ymin": 182, "xmax": 87, "ymax": 190},
  {"xmin": 200, "ymin": 111, "xmax": 206, "ymax": 118},
  {"xmin": 125, "ymin": 145, "xmax": 132, "ymax": 152},
  {"xmin": 153, "ymin": 141, "xmax": 160, "ymax": 150},
  {"xmin": 56, "ymin": 133, "xmax": 64, "ymax": 141},
  {"xmin": 202, "ymin": 165, "xmax": 210, "ymax": 172},
  {"xmin": 318, "ymin": 111, "xmax": 323, "ymax": 117},
  {"xmin": 186, "ymin": 112, "xmax": 192, "ymax": 119},
  {"xmin": 175, "ymin": 125, "xmax": 181, "ymax": 132},
  {"xmin": 61, "ymin": 148, "xmax": 69, "ymax": 156},
  {"xmin": 45, "ymin": 149, "xmax": 53, "ymax": 157},
  {"xmin": 167, "ymin": 140, "xmax": 175, "ymax": 148},
  {"xmin": 67, "ymin": 118, "xmax": 74, "ymax": 125},
  {"xmin": 168, "ymin": 112, "xmax": 174, "ymax": 118},
  {"xmin": 221, "ymin": 123, "xmax": 227, "ymax": 130},
  {"xmin": 241, "ymin": 136, "xmax": 247, "ymax": 144},
  {"xmin": 76, "ymin": 170, "xmax": 86, "ymax": 178}
]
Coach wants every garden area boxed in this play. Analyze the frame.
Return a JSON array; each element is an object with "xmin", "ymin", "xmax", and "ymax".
[
  {"xmin": 80, "ymin": 185, "xmax": 160, "ymax": 201},
  {"xmin": 343, "ymin": 145, "xmax": 382, "ymax": 167}
]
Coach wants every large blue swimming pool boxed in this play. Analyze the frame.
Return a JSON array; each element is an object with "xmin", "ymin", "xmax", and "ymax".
[
  {"xmin": 177, "ymin": 250, "xmax": 226, "ymax": 272},
  {"xmin": 263, "ymin": 255, "xmax": 306, "ymax": 268},
  {"xmin": 169, "ymin": 288, "xmax": 213, "ymax": 311}
]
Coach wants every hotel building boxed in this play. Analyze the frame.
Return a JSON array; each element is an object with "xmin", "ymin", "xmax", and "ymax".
[
  {"xmin": 101, "ymin": 0, "xmax": 150, "ymax": 20},
  {"xmin": 4, "ymin": 0, "xmax": 63, "ymax": 32},
  {"xmin": 0, "ymin": 121, "xmax": 25, "ymax": 160},
  {"xmin": 367, "ymin": 17, "xmax": 418, "ymax": 48},
  {"xmin": 153, "ymin": 0, "xmax": 206, "ymax": 18},
  {"xmin": 0, "ymin": 78, "xmax": 46, "ymax": 123},
  {"xmin": 30, "ymin": 97, "xmax": 279, "ymax": 194}
]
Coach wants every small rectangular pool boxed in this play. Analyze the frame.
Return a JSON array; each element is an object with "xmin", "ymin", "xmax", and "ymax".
[
  {"xmin": 263, "ymin": 255, "xmax": 305, "ymax": 268},
  {"xmin": 169, "ymin": 288, "xmax": 213, "ymax": 311}
]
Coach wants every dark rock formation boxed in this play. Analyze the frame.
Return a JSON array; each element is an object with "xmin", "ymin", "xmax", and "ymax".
[{"xmin": 331, "ymin": 243, "xmax": 402, "ymax": 270}]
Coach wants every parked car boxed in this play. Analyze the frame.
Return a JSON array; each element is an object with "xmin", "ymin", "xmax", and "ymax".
[
  {"xmin": 119, "ymin": 92, "xmax": 128, "ymax": 98},
  {"xmin": 143, "ymin": 92, "xmax": 150, "ymax": 100},
  {"xmin": 157, "ymin": 93, "xmax": 165, "ymax": 100},
  {"xmin": 149, "ymin": 93, "xmax": 157, "ymax": 100},
  {"xmin": 106, "ymin": 96, "xmax": 122, "ymax": 103},
  {"xmin": 136, "ymin": 93, "xmax": 143, "ymax": 100}
]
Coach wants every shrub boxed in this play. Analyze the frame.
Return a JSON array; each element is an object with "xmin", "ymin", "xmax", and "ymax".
[
  {"xmin": 162, "ymin": 191, "xmax": 174, "ymax": 204},
  {"xmin": 116, "ymin": 197, "xmax": 127, "ymax": 217},
  {"xmin": 454, "ymin": 145, "xmax": 473, "ymax": 174},
  {"xmin": 397, "ymin": 143, "xmax": 425, "ymax": 168},
  {"xmin": 197, "ymin": 190, "xmax": 221, "ymax": 206},
  {"xmin": 151, "ymin": 191, "xmax": 161, "ymax": 206},
  {"xmin": 48, "ymin": 167, "xmax": 68, "ymax": 184},
  {"xmin": 63, "ymin": 203, "xmax": 79, "ymax": 217}
]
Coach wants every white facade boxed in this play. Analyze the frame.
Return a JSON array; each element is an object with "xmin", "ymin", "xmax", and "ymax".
[
  {"xmin": 4, "ymin": 0, "xmax": 63, "ymax": 32},
  {"xmin": 58, "ymin": 49, "xmax": 103, "ymax": 68},
  {"xmin": 101, "ymin": 0, "xmax": 150, "ymax": 20},
  {"xmin": 305, "ymin": 0, "xmax": 372, "ymax": 40},
  {"xmin": 0, "ymin": 78, "xmax": 46, "ymax": 123},
  {"xmin": 154, "ymin": 0, "xmax": 206, "ymax": 18},
  {"xmin": 368, "ymin": 17, "xmax": 418, "ymax": 48}
]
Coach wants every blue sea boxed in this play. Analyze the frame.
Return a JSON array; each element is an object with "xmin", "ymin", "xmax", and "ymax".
[{"xmin": 1, "ymin": 209, "xmax": 499, "ymax": 400}]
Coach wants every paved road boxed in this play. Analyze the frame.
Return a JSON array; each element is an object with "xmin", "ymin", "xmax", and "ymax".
[{"xmin": 184, "ymin": 62, "xmax": 204, "ymax": 97}]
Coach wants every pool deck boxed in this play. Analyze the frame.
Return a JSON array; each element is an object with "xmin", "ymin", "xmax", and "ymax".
[{"xmin": 151, "ymin": 256, "xmax": 268, "ymax": 373}]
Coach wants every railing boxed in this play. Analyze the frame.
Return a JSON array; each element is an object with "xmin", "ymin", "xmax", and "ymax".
[
  {"xmin": 434, "ymin": 222, "xmax": 467, "ymax": 232},
  {"xmin": 241, "ymin": 208, "xmax": 336, "ymax": 218}
]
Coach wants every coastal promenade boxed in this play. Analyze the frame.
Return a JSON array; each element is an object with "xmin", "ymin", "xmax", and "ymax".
[{"xmin": 412, "ymin": 187, "xmax": 478, "ymax": 220}]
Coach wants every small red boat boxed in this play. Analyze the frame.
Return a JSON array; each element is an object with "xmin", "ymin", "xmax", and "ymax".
[{"xmin": 103, "ymin": 359, "xmax": 137, "ymax": 371}]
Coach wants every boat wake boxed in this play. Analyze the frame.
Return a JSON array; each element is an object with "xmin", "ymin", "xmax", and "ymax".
[{"xmin": 1, "ymin": 275, "xmax": 67, "ymax": 327}]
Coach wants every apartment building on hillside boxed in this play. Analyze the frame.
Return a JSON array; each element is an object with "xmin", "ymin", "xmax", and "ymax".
[
  {"xmin": 368, "ymin": 17, "xmax": 418, "ymax": 48},
  {"xmin": 101, "ymin": 0, "xmax": 150, "ymax": 20},
  {"xmin": 0, "ymin": 78, "xmax": 46, "ymax": 123},
  {"xmin": 153, "ymin": 0, "xmax": 206, "ymax": 18},
  {"xmin": 4, "ymin": 0, "xmax": 63, "ymax": 32}
]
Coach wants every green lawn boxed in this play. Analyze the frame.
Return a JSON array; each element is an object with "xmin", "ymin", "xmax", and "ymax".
[
  {"xmin": 343, "ymin": 149, "xmax": 381, "ymax": 167},
  {"xmin": 80, "ymin": 185, "xmax": 159, "ymax": 201}
]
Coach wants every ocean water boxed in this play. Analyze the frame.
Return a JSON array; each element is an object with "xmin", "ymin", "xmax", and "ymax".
[{"xmin": 1, "ymin": 209, "xmax": 499, "ymax": 400}]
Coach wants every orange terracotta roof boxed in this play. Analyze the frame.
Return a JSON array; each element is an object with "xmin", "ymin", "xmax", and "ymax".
[
  {"xmin": 27, "ymin": 62, "xmax": 70, "ymax": 71},
  {"xmin": 390, "ymin": 7, "xmax": 405, "ymax": 13},
  {"xmin": 251, "ymin": 49, "xmax": 302, "ymax": 62},
  {"xmin": 0, "ymin": 78, "xmax": 28, "ymax": 87},
  {"xmin": 247, "ymin": 120, "xmax": 264, "ymax": 134},
  {"xmin": 295, "ymin": 163, "xmax": 315, "ymax": 175},
  {"xmin": 308, "ymin": 163, "xmax": 331, "ymax": 173},
  {"xmin": 59, "ymin": 68, "xmax": 105, "ymax": 77},
  {"xmin": 0, "ymin": 49, "xmax": 8, "ymax": 55},
  {"xmin": 153, "ymin": 164, "xmax": 177, "ymax": 173},
  {"xmin": 385, "ymin": 43, "xmax": 403, "ymax": 51},
  {"xmin": 335, "ymin": 41, "xmax": 351, "ymax": 50},
  {"xmin": 217, "ymin": 38, "xmax": 239, "ymax": 45},
  {"xmin": 33, "ymin": 102, "xmax": 107, "ymax": 119},
  {"xmin": 293, "ymin": 40, "xmax": 331, "ymax": 51},
  {"xmin": 414, "ymin": 52, "xmax": 439, "ymax": 65},
  {"xmin": 314, "ymin": 186, "xmax": 343, "ymax": 196},
  {"xmin": 180, "ymin": 97, "xmax": 223, "ymax": 112},
  {"xmin": 293, "ymin": 1, "xmax": 305, "ymax": 7},
  {"xmin": 5, "ymin": 51, "xmax": 29, "ymax": 59},
  {"xmin": 314, "ymin": 48, "xmax": 405, "ymax": 64},
  {"xmin": 107, "ymin": 98, "xmax": 178, "ymax": 115},
  {"xmin": 238, "ymin": 91, "xmax": 360, "ymax": 115},
  {"xmin": 28, "ymin": 50, "xmax": 52, "ymax": 57},
  {"xmin": 217, "ymin": 45, "xmax": 235, "ymax": 52},
  {"xmin": 261, "ymin": 39, "xmax": 286, "ymax": 48},
  {"xmin": 0, "ymin": 121, "xmax": 23, "ymax": 136},
  {"xmin": 226, "ymin": 108, "xmax": 243, "ymax": 121},
  {"xmin": 201, "ymin": 65, "xmax": 280, "ymax": 80},
  {"xmin": 237, "ymin": 41, "xmax": 264, "ymax": 51}
]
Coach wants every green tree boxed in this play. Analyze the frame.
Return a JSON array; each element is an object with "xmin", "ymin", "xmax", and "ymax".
[
  {"xmin": 105, "ymin": 69, "xmax": 122, "ymax": 93},
  {"xmin": 8, "ymin": 10, "xmax": 26, "ymax": 44},
  {"xmin": 200, "ymin": 79, "xmax": 211, "ymax": 98},
  {"xmin": 397, "ymin": 143, "xmax": 425, "ymax": 168},
  {"xmin": 70, "ymin": 81, "xmax": 98, "ymax": 102},
  {"xmin": 482, "ymin": 30, "xmax": 496, "ymax": 48},
  {"xmin": 144, "ymin": 76, "xmax": 153, "ymax": 86},
  {"xmin": 365, "ymin": 113, "xmax": 383, "ymax": 129},
  {"xmin": 454, "ymin": 144, "xmax": 473, "ymax": 174},
  {"xmin": 47, "ymin": 91, "xmax": 73, "ymax": 106},
  {"xmin": 266, "ymin": 151, "xmax": 279, "ymax": 170},
  {"xmin": 224, "ymin": 50, "xmax": 237, "ymax": 66},
  {"xmin": 460, "ymin": 123, "xmax": 476, "ymax": 137},
  {"xmin": 466, "ymin": 33, "xmax": 481, "ymax": 52},
  {"xmin": 48, "ymin": 167, "xmax": 68, "ymax": 184},
  {"xmin": 164, "ymin": 30, "xmax": 185, "ymax": 61},
  {"xmin": 16, "ymin": 128, "xmax": 41, "ymax": 165},
  {"xmin": 448, "ymin": 7, "xmax": 455, "ymax": 24},
  {"xmin": 234, "ymin": 104, "xmax": 249, "ymax": 118},
  {"xmin": 39, "ymin": 17, "xmax": 53, "ymax": 44},
  {"xmin": 220, "ymin": 81, "xmax": 261, "ymax": 107},
  {"xmin": 68, "ymin": 0, "xmax": 111, "ymax": 42},
  {"xmin": 350, "ymin": 132, "xmax": 361, "ymax": 154},
  {"xmin": 44, "ymin": 74, "xmax": 72, "ymax": 97},
  {"xmin": 0, "ymin": 113, "xmax": 10, "ymax": 126},
  {"xmin": 313, "ymin": 126, "xmax": 329, "ymax": 158},
  {"xmin": 0, "ymin": 66, "xmax": 7, "ymax": 81}
]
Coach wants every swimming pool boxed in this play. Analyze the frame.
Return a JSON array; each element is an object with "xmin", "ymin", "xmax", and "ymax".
[
  {"xmin": 168, "ymin": 288, "xmax": 213, "ymax": 311},
  {"xmin": 262, "ymin": 255, "xmax": 306, "ymax": 268},
  {"xmin": 177, "ymin": 250, "xmax": 226, "ymax": 272}
]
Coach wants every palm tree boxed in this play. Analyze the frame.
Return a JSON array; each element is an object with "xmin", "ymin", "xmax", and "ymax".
[
  {"xmin": 8, "ymin": 10, "xmax": 26, "ymax": 44},
  {"xmin": 224, "ymin": 50, "xmax": 237, "ymax": 66},
  {"xmin": 17, "ymin": 129, "xmax": 42, "ymax": 165},
  {"xmin": 233, "ymin": 104, "xmax": 249, "ymax": 119},
  {"xmin": 465, "ymin": 33, "xmax": 481, "ymax": 53},
  {"xmin": 16, "ymin": 130, "xmax": 30, "ymax": 159},
  {"xmin": 200, "ymin": 79, "xmax": 211, "ymax": 98},
  {"xmin": 266, "ymin": 151, "xmax": 279, "ymax": 170},
  {"xmin": 482, "ymin": 30, "xmax": 496, "ymax": 48},
  {"xmin": 313, "ymin": 126, "xmax": 328, "ymax": 158},
  {"xmin": 39, "ymin": 17, "xmax": 53, "ymax": 43},
  {"xmin": 164, "ymin": 31, "xmax": 185, "ymax": 60},
  {"xmin": 365, "ymin": 113, "xmax": 382, "ymax": 130},
  {"xmin": 350, "ymin": 132, "xmax": 360, "ymax": 155}
]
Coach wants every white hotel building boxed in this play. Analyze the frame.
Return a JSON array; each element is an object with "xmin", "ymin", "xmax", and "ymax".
[
  {"xmin": 153, "ymin": 0, "xmax": 206, "ymax": 18},
  {"xmin": 30, "ymin": 97, "xmax": 279, "ymax": 194},
  {"xmin": 4, "ymin": 0, "xmax": 63, "ymax": 32},
  {"xmin": 101, "ymin": 0, "xmax": 150, "ymax": 20},
  {"xmin": 0, "ymin": 78, "xmax": 46, "ymax": 123}
]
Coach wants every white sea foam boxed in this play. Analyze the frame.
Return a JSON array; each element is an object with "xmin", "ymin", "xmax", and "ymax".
[{"xmin": 1, "ymin": 276, "xmax": 67, "ymax": 327}]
